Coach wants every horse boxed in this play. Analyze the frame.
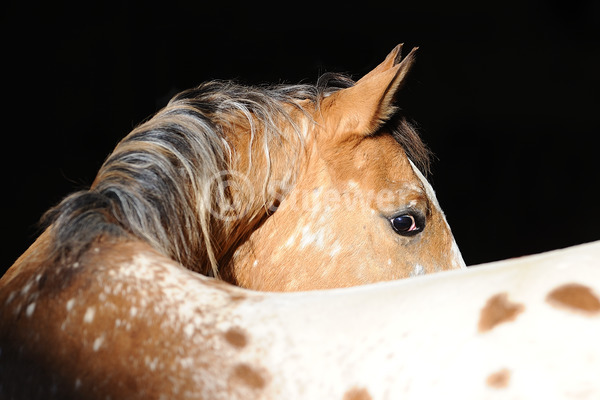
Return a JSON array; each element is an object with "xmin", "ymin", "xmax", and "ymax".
[
  {"xmin": 1, "ymin": 44, "xmax": 464, "ymax": 293},
  {"xmin": 0, "ymin": 44, "xmax": 476, "ymax": 398},
  {"xmin": 2, "ymin": 44, "xmax": 600, "ymax": 400}
]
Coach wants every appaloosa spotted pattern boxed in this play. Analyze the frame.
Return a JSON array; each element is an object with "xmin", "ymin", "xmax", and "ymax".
[
  {"xmin": 2, "ymin": 239, "xmax": 600, "ymax": 399},
  {"xmin": 2, "ymin": 44, "xmax": 600, "ymax": 399}
]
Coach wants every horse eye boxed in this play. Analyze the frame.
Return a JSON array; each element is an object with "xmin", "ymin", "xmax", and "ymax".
[{"xmin": 390, "ymin": 214, "xmax": 424, "ymax": 236}]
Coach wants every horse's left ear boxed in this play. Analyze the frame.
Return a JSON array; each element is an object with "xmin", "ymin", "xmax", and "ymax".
[{"xmin": 321, "ymin": 44, "xmax": 417, "ymax": 139}]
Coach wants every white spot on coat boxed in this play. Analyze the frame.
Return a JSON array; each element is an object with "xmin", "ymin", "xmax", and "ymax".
[
  {"xmin": 284, "ymin": 232, "xmax": 299, "ymax": 248},
  {"xmin": 410, "ymin": 264, "xmax": 426, "ymax": 277},
  {"xmin": 93, "ymin": 336, "xmax": 104, "ymax": 351},
  {"xmin": 329, "ymin": 242, "xmax": 343, "ymax": 258},
  {"xmin": 26, "ymin": 302, "xmax": 36, "ymax": 317},
  {"xmin": 184, "ymin": 323, "xmax": 195, "ymax": 338},
  {"xmin": 145, "ymin": 356, "xmax": 159, "ymax": 371},
  {"xmin": 83, "ymin": 307, "xmax": 95, "ymax": 323},
  {"xmin": 21, "ymin": 281, "xmax": 33, "ymax": 296},
  {"xmin": 66, "ymin": 298, "xmax": 76, "ymax": 311},
  {"xmin": 299, "ymin": 225, "xmax": 327, "ymax": 249},
  {"xmin": 6, "ymin": 291, "xmax": 16, "ymax": 305}
]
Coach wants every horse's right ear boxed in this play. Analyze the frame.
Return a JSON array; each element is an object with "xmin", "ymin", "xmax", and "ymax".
[{"xmin": 320, "ymin": 44, "xmax": 417, "ymax": 141}]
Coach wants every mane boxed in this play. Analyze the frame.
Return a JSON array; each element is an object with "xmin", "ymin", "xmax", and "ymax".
[{"xmin": 41, "ymin": 73, "xmax": 431, "ymax": 277}]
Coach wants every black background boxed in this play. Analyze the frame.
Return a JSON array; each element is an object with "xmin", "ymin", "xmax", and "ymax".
[{"xmin": 2, "ymin": 0, "xmax": 599, "ymax": 276}]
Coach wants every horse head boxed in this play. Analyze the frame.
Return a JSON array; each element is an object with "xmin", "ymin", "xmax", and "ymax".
[{"xmin": 227, "ymin": 45, "xmax": 466, "ymax": 290}]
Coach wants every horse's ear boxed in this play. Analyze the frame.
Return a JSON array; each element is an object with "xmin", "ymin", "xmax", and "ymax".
[{"xmin": 321, "ymin": 44, "xmax": 417, "ymax": 139}]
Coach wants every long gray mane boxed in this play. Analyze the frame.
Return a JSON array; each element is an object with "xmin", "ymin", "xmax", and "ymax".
[{"xmin": 42, "ymin": 74, "xmax": 430, "ymax": 277}]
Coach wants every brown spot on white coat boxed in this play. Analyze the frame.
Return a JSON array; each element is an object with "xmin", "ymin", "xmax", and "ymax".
[
  {"xmin": 224, "ymin": 327, "xmax": 248, "ymax": 349},
  {"xmin": 230, "ymin": 363, "xmax": 266, "ymax": 389},
  {"xmin": 343, "ymin": 387, "xmax": 372, "ymax": 400},
  {"xmin": 486, "ymin": 368, "xmax": 511, "ymax": 389},
  {"xmin": 546, "ymin": 283, "xmax": 600, "ymax": 314},
  {"xmin": 478, "ymin": 293, "xmax": 524, "ymax": 333}
]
